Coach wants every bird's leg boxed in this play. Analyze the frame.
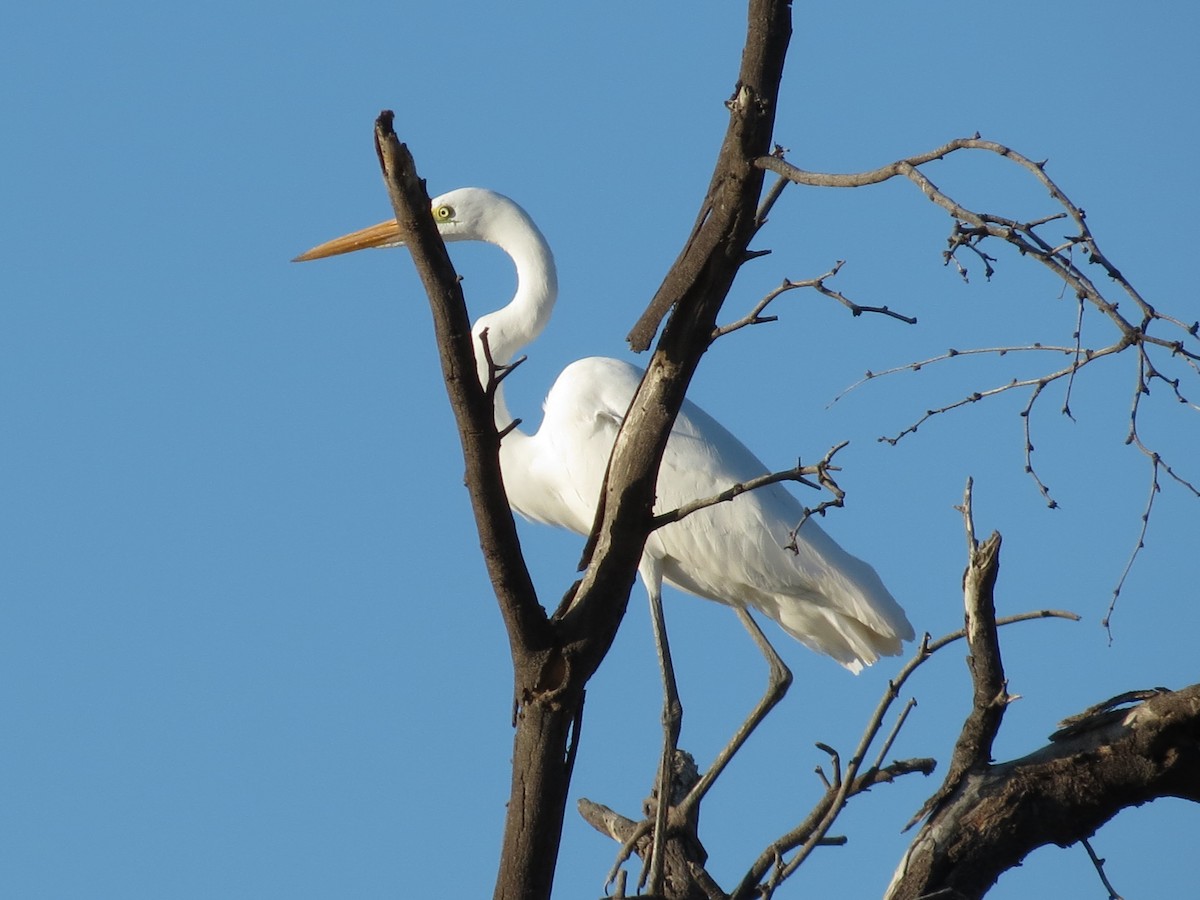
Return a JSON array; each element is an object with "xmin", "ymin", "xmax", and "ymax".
[
  {"xmin": 677, "ymin": 606, "xmax": 792, "ymax": 819},
  {"xmin": 644, "ymin": 582, "xmax": 682, "ymax": 896}
]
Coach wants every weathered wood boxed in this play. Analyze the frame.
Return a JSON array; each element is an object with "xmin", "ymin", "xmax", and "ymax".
[{"xmin": 887, "ymin": 683, "xmax": 1200, "ymax": 899}]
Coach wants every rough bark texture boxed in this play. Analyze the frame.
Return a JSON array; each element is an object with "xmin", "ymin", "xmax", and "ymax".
[
  {"xmin": 371, "ymin": 118, "xmax": 548, "ymax": 662},
  {"xmin": 371, "ymin": 121, "xmax": 575, "ymax": 900},
  {"xmin": 888, "ymin": 504, "xmax": 1200, "ymax": 899},
  {"xmin": 887, "ymin": 683, "xmax": 1200, "ymax": 899}
]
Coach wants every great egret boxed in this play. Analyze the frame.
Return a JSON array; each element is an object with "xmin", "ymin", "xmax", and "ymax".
[{"xmin": 295, "ymin": 187, "xmax": 913, "ymax": 856}]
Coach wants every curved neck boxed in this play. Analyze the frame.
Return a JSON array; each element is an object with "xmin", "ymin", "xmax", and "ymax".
[{"xmin": 470, "ymin": 211, "xmax": 558, "ymax": 431}]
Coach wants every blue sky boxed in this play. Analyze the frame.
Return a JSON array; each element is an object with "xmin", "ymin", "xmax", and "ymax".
[{"xmin": 3, "ymin": 2, "xmax": 1198, "ymax": 897}]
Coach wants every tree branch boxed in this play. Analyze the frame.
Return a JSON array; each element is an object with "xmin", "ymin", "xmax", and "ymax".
[
  {"xmin": 759, "ymin": 137, "xmax": 1200, "ymax": 615},
  {"xmin": 883, "ymin": 484, "xmax": 1199, "ymax": 900},
  {"xmin": 560, "ymin": 0, "xmax": 793, "ymax": 684},
  {"xmin": 712, "ymin": 262, "xmax": 916, "ymax": 340},
  {"xmin": 625, "ymin": 0, "xmax": 792, "ymax": 354},
  {"xmin": 729, "ymin": 591, "xmax": 1078, "ymax": 899},
  {"xmin": 371, "ymin": 114, "xmax": 548, "ymax": 660},
  {"xmin": 908, "ymin": 479, "xmax": 1009, "ymax": 826},
  {"xmin": 648, "ymin": 442, "xmax": 855, "ymax": 533},
  {"xmin": 885, "ymin": 682, "xmax": 1200, "ymax": 900},
  {"xmin": 373, "ymin": 114, "xmax": 583, "ymax": 900}
]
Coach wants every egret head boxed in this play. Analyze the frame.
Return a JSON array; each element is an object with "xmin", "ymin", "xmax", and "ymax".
[{"xmin": 292, "ymin": 187, "xmax": 528, "ymax": 262}]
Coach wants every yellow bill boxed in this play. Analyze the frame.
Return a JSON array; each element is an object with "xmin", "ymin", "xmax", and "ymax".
[{"xmin": 292, "ymin": 219, "xmax": 403, "ymax": 262}]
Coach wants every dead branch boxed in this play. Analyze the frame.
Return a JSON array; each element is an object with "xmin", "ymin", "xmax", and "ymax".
[
  {"xmin": 649, "ymin": 462, "xmax": 818, "ymax": 530},
  {"xmin": 371, "ymin": 115, "xmax": 547, "ymax": 659},
  {"xmin": 875, "ymin": 345, "xmax": 1126, "ymax": 450},
  {"xmin": 729, "ymin": 587, "xmax": 1079, "ymax": 899},
  {"xmin": 583, "ymin": 751, "xmax": 715, "ymax": 900},
  {"xmin": 713, "ymin": 262, "xmax": 916, "ymax": 340},
  {"xmin": 784, "ymin": 442, "xmax": 850, "ymax": 549},
  {"xmin": 624, "ymin": 0, "xmax": 791, "ymax": 355},
  {"xmin": 885, "ymin": 682, "xmax": 1200, "ymax": 900},
  {"xmin": 907, "ymin": 480, "xmax": 1010, "ymax": 829},
  {"xmin": 1048, "ymin": 688, "xmax": 1171, "ymax": 742},
  {"xmin": 1081, "ymin": 837, "xmax": 1125, "ymax": 900},
  {"xmin": 578, "ymin": 549, "xmax": 1079, "ymax": 900},
  {"xmin": 649, "ymin": 442, "xmax": 850, "ymax": 534},
  {"xmin": 883, "ymin": 485, "xmax": 1200, "ymax": 900},
  {"xmin": 833, "ymin": 345, "xmax": 1080, "ymax": 404},
  {"xmin": 757, "ymin": 137, "xmax": 1199, "ymax": 617}
]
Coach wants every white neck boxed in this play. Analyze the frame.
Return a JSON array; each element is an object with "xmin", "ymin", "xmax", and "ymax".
[{"xmin": 469, "ymin": 208, "xmax": 558, "ymax": 432}]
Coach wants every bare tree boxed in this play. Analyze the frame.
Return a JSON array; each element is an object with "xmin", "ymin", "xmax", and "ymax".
[{"xmin": 359, "ymin": 2, "xmax": 1198, "ymax": 897}]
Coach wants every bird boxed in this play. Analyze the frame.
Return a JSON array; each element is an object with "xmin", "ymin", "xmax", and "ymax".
[{"xmin": 294, "ymin": 187, "xmax": 913, "ymax": 832}]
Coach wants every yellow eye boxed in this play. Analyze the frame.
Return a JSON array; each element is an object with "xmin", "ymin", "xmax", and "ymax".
[{"xmin": 434, "ymin": 204, "xmax": 455, "ymax": 221}]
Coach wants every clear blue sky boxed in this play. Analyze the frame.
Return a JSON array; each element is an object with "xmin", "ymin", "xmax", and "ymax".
[{"xmin": 3, "ymin": 2, "xmax": 1197, "ymax": 897}]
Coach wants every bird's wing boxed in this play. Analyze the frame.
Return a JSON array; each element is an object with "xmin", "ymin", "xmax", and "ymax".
[
  {"xmin": 506, "ymin": 357, "xmax": 637, "ymax": 535},
  {"xmin": 656, "ymin": 392, "xmax": 915, "ymax": 657},
  {"xmin": 520, "ymin": 355, "xmax": 912, "ymax": 666}
]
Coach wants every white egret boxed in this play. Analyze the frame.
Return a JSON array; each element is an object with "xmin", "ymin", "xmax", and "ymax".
[{"xmin": 295, "ymin": 187, "xmax": 913, "ymax": 840}]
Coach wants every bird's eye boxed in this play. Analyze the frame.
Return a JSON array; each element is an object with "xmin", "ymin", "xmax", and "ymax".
[{"xmin": 434, "ymin": 204, "xmax": 455, "ymax": 221}]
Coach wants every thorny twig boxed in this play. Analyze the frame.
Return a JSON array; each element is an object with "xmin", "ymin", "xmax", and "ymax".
[{"xmin": 759, "ymin": 137, "xmax": 1199, "ymax": 618}]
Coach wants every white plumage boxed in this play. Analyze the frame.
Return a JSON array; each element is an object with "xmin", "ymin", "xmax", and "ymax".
[{"xmin": 295, "ymin": 186, "xmax": 914, "ymax": 670}]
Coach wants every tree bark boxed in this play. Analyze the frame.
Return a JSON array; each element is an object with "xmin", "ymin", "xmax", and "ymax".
[
  {"xmin": 369, "ymin": 3, "xmax": 794, "ymax": 898},
  {"xmin": 886, "ymin": 683, "xmax": 1200, "ymax": 899},
  {"xmin": 370, "ymin": 116, "xmax": 578, "ymax": 900}
]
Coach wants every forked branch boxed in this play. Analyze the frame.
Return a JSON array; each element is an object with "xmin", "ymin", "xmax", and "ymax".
[
  {"xmin": 730, "ymin": 597, "xmax": 1080, "ymax": 900},
  {"xmin": 714, "ymin": 262, "xmax": 916, "ymax": 340},
  {"xmin": 649, "ymin": 442, "xmax": 848, "ymax": 531},
  {"xmin": 730, "ymin": 481, "xmax": 1077, "ymax": 899},
  {"xmin": 883, "ymin": 484, "xmax": 1199, "ymax": 900},
  {"xmin": 759, "ymin": 137, "xmax": 1199, "ymax": 616},
  {"xmin": 886, "ymin": 680, "xmax": 1200, "ymax": 900}
]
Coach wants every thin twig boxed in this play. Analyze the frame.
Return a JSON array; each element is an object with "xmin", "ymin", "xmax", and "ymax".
[
  {"xmin": 1081, "ymin": 837, "xmax": 1125, "ymax": 900},
  {"xmin": 1061, "ymin": 294, "xmax": 1087, "ymax": 421},
  {"xmin": 731, "ymin": 605, "xmax": 1080, "ymax": 899},
  {"xmin": 650, "ymin": 462, "xmax": 820, "ymax": 530},
  {"xmin": 754, "ymin": 167, "xmax": 790, "ymax": 232},
  {"xmin": 874, "ymin": 354, "xmax": 1114, "ymax": 446},
  {"xmin": 1020, "ymin": 380, "xmax": 1058, "ymax": 509},
  {"xmin": 649, "ymin": 443, "xmax": 850, "ymax": 538},
  {"xmin": 831, "ymin": 344, "xmax": 1079, "ymax": 406},
  {"xmin": 1104, "ymin": 455, "xmax": 1159, "ymax": 637},
  {"xmin": 714, "ymin": 261, "xmax": 916, "ymax": 340},
  {"xmin": 757, "ymin": 136, "xmax": 1199, "ymax": 621},
  {"xmin": 871, "ymin": 697, "xmax": 918, "ymax": 774},
  {"xmin": 785, "ymin": 442, "xmax": 850, "ymax": 549}
]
